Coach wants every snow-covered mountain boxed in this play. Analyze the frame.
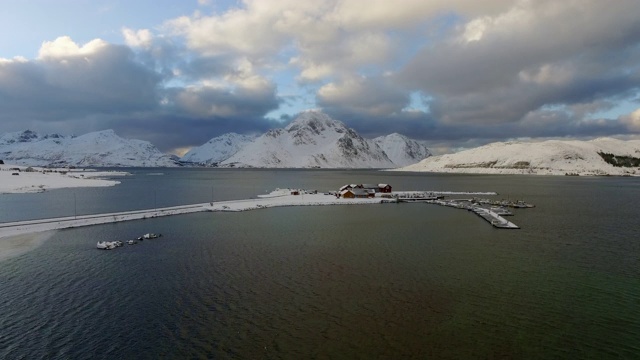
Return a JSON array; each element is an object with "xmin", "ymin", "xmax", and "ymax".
[
  {"xmin": 180, "ymin": 133, "xmax": 256, "ymax": 165},
  {"xmin": 395, "ymin": 137, "xmax": 640, "ymax": 176},
  {"xmin": 373, "ymin": 133, "xmax": 432, "ymax": 167},
  {"xmin": 0, "ymin": 129, "xmax": 178, "ymax": 167},
  {"xmin": 181, "ymin": 112, "xmax": 432, "ymax": 168},
  {"xmin": 220, "ymin": 111, "xmax": 397, "ymax": 168}
]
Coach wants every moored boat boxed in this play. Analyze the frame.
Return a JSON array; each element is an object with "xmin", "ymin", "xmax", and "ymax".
[{"xmin": 97, "ymin": 241, "xmax": 117, "ymax": 250}]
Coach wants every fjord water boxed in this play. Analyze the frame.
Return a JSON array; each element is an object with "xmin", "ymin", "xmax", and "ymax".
[{"xmin": 1, "ymin": 169, "xmax": 639, "ymax": 358}]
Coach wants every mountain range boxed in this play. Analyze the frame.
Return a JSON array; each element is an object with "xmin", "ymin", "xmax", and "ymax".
[
  {"xmin": 181, "ymin": 111, "xmax": 431, "ymax": 168},
  {"xmin": 395, "ymin": 137, "xmax": 640, "ymax": 176},
  {"xmin": 7, "ymin": 111, "xmax": 637, "ymax": 175},
  {"xmin": 0, "ymin": 129, "xmax": 177, "ymax": 167},
  {"xmin": 0, "ymin": 111, "xmax": 432, "ymax": 168}
]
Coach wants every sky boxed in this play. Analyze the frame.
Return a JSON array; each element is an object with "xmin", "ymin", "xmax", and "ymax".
[{"xmin": 1, "ymin": 0, "xmax": 640, "ymax": 155}]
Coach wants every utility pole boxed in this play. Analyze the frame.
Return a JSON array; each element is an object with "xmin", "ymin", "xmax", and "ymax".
[{"xmin": 74, "ymin": 193, "xmax": 77, "ymax": 219}]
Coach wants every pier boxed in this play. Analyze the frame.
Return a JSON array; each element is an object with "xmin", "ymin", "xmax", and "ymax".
[{"xmin": 423, "ymin": 199, "xmax": 521, "ymax": 229}]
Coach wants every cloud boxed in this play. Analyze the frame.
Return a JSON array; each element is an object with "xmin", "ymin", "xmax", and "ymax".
[
  {"xmin": 399, "ymin": 0, "xmax": 640, "ymax": 127},
  {"xmin": 0, "ymin": 36, "xmax": 282, "ymax": 152},
  {"xmin": 3, "ymin": 1, "xmax": 640, "ymax": 155},
  {"xmin": 171, "ymin": 79, "xmax": 279, "ymax": 118},
  {"xmin": 621, "ymin": 109, "xmax": 640, "ymax": 132},
  {"xmin": 317, "ymin": 76, "xmax": 409, "ymax": 116},
  {"xmin": 0, "ymin": 36, "xmax": 161, "ymax": 122},
  {"xmin": 122, "ymin": 27, "xmax": 153, "ymax": 49},
  {"xmin": 164, "ymin": 0, "xmax": 512, "ymax": 82},
  {"xmin": 38, "ymin": 36, "xmax": 109, "ymax": 59},
  {"xmin": 159, "ymin": 0, "xmax": 640, "ymax": 148}
]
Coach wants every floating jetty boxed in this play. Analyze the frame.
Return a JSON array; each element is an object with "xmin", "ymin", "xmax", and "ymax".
[
  {"xmin": 471, "ymin": 207, "xmax": 519, "ymax": 229},
  {"xmin": 424, "ymin": 199, "xmax": 522, "ymax": 229}
]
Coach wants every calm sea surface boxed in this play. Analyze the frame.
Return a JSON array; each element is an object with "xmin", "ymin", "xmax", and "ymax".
[{"xmin": 1, "ymin": 169, "xmax": 639, "ymax": 358}]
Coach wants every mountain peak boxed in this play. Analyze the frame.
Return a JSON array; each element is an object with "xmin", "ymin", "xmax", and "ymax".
[
  {"xmin": 18, "ymin": 130, "xmax": 40, "ymax": 142},
  {"xmin": 374, "ymin": 133, "xmax": 431, "ymax": 167},
  {"xmin": 285, "ymin": 111, "xmax": 346, "ymax": 134},
  {"xmin": 221, "ymin": 111, "xmax": 397, "ymax": 168}
]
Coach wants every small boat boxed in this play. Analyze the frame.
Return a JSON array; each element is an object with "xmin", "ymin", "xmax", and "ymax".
[
  {"xmin": 142, "ymin": 233, "xmax": 161, "ymax": 239},
  {"xmin": 97, "ymin": 241, "xmax": 117, "ymax": 250},
  {"xmin": 127, "ymin": 240, "xmax": 136, "ymax": 245}
]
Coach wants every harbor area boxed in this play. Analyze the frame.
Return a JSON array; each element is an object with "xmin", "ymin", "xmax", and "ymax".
[{"xmin": 0, "ymin": 183, "xmax": 535, "ymax": 243}]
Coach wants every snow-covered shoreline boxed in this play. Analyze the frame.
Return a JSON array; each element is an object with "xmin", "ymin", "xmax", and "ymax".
[{"xmin": 0, "ymin": 164, "xmax": 128, "ymax": 194}]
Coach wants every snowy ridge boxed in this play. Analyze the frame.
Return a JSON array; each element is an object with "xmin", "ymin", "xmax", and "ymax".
[
  {"xmin": 373, "ymin": 133, "xmax": 431, "ymax": 167},
  {"xmin": 180, "ymin": 133, "xmax": 256, "ymax": 165},
  {"xmin": 0, "ymin": 130, "xmax": 69, "ymax": 145},
  {"xmin": 0, "ymin": 130, "xmax": 178, "ymax": 167},
  {"xmin": 395, "ymin": 137, "xmax": 640, "ymax": 176},
  {"xmin": 220, "ymin": 111, "xmax": 396, "ymax": 168}
]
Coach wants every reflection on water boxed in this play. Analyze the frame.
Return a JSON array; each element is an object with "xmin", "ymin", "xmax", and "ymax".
[{"xmin": 1, "ymin": 170, "xmax": 639, "ymax": 358}]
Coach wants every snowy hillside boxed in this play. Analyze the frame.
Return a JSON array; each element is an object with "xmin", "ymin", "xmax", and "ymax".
[
  {"xmin": 0, "ymin": 130, "xmax": 178, "ymax": 167},
  {"xmin": 180, "ymin": 133, "xmax": 256, "ymax": 165},
  {"xmin": 373, "ymin": 133, "xmax": 431, "ymax": 167},
  {"xmin": 395, "ymin": 138, "xmax": 640, "ymax": 176},
  {"xmin": 220, "ymin": 111, "xmax": 396, "ymax": 168}
]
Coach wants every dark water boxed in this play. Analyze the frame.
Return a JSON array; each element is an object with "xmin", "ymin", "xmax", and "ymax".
[{"xmin": 1, "ymin": 169, "xmax": 639, "ymax": 358}]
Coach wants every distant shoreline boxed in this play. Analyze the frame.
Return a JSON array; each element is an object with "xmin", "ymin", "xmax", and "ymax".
[{"xmin": 0, "ymin": 164, "xmax": 128, "ymax": 194}]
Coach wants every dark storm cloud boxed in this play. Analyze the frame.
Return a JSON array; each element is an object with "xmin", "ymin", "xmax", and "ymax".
[
  {"xmin": 98, "ymin": 111, "xmax": 278, "ymax": 153},
  {"xmin": 169, "ymin": 82, "xmax": 280, "ymax": 119},
  {"xmin": 0, "ymin": 44, "xmax": 160, "ymax": 123},
  {"xmin": 323, "ymin": 104, "xmax": 631, "ymax": 154},
  {"xmin": 75, "ymin": 80, "xmax": 282, "ymax": 152},
  {"xmin": 397, "ymin": 0, "xmax": 640, "ymax": 128}
]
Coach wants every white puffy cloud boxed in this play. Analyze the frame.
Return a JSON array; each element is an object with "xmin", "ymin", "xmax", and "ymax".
[
  {"xmin": 122, "ymin": 27, "xmax": 153, "ymax": 49},
  {"xmin": 38, "ymin": 36, "xmax": 108, "ymax": 59},
  {"xmin": 164, "ymin": 0, "xmax": 513, "ymax": 83}
]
